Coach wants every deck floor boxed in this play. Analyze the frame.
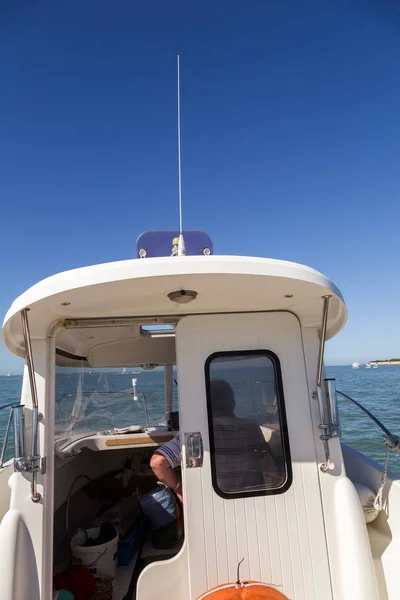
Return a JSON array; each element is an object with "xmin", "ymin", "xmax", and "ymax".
[{"xmin": 113, "ymin": 536, "xmax": 182, "ymax": 600}]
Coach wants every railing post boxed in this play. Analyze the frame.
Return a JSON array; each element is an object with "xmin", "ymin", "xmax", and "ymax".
[
  {"xmin": 20, "ymin": 308, "xmax": 41, "ymax": 502},
  {"xmin": 316, "ymin": 295, "xmax": 332, "ymax": 472}
]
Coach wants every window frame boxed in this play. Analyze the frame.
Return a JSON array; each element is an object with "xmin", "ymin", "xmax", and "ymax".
[{"xmin": 204, "ymin": 349, "xmax": 292, "ymax": 500}]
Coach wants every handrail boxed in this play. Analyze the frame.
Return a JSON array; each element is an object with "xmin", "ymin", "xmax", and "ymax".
[
  {"xmin": 21, "ymin": 309, "xmax": 39, "ymax": 410},
  {"xmin": 20, "ymin": 308, "xmax": 41, "ymax": 502},
  {"xmin": 337, "ymin": 390, "xmax": 400, "ymax": 449},
  {"xmin": 0, "ymin": 403, "xmax": 24, "ymax": 468},
  {"xmin": 316, "ymin": 295, "xmax": 332, "ymax": 472},
  {"xmin": 317, "ymin": 296, "xmax": 331, "ymax": 388},
  {"xmin": 0, "ymin": 410, "xmax": 14, "ymax": 468}
]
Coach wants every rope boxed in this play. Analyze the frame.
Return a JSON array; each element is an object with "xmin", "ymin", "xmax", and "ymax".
[
  {"xmin": 337, "ymin": 390, "xmax": 400, "ymax": 513},
  {"xmin": 373, "ymin": 437, "xmax": 400, "ymax": 512}
]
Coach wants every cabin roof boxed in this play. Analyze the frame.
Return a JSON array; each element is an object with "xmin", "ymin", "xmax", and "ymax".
[{"xmin": 2, "ymin": 255, "xmax": 347, "ymax": 358}]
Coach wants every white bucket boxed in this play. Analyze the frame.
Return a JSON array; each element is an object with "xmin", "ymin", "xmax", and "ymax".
[{"xmin": 71, "ymin": 527, "xmax": 119, "ymax": 579}]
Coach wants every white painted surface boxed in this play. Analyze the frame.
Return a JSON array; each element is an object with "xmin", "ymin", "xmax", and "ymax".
[
  {"xmin": 0, "ymin": 464, "xmax": 12, "ymax": 522},
  {"xmin": 2, "ymin": 255, "xmax": 346, "ymax": 357},
  {"xmin": 0, "ymin": 342, "xmax": 54, "ymax": 600},
  {"xmin": 136, "ymin": 543, "xmax": 189, "ymax": 600},
  {"xmin": 302, "ymin": 328, "xmax": 381, "ymax": 599},
  {"xmin": 333, "ymin": 477, "xmax": 379, "ymax": 599},
  {"xmin": 176, "ymin": 312, "xmax": 333, "ymax": 600},
  {"xmin": 0, "ymin": 509, "xmax": 40, "ymax": 599},
  {"xmin": 87, "ymin": 335, "xmax": 175, "ymax": 367},
  {"xmin": 343, "ymin": 443, "xmax": 400, "ymax": 600}
]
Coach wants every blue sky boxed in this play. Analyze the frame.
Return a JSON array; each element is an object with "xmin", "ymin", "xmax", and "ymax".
[{"xmin": 1, "ymin": 0, "xmax": 400, "ymax": 373}]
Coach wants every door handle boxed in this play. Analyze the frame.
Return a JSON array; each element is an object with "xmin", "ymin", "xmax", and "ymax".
[{"xmin": 185, "ymin": 432, "xmax": 203, "ymax": 468}]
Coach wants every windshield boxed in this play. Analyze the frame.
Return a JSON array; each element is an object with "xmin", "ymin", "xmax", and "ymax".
[{"xmin": 55, "ymin": 364, "xmax": 177, "ymax": 449}]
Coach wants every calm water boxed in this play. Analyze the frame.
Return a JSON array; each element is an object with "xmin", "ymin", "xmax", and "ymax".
[{"xmin": 1, "ymin": 366, "xmax": 399, "ymax": 474}]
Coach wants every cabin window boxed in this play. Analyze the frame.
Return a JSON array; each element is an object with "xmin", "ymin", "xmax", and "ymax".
[
  {"xmin": 205, "ymin": 350, "xmax": 292, "ymax": 499},
  {"xmin": 54, "ymin": 362, "xmax": 178, "ymax": 449}
]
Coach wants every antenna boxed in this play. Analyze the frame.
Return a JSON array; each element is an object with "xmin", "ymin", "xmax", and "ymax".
[{"xmin": 176, "ymin": 53, "xmax": 186, "ymax": 256}]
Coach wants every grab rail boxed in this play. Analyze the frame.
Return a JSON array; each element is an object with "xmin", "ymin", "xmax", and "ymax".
[
  {"xmin": 18, "ymin": 309, "xmax": 42, "ymax": 502},
  {"xmin": 0, "ymin": 403, "xmax": 25, "ymax": 468},
  {"xmin": 315, "ymin": 295, "xmax": 334, "ymax": 472}
]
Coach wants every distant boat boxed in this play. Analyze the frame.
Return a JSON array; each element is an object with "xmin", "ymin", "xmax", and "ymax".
[
  {"xmin": 122, "ymin": 367, "xmax": 127, "ymax": 374},
  {"xmin": 6, "ymin": 372, "xmax": 12, "ymax": 377},
  {"xmin": 352, "ymin": 362, "xmax": 359, "ymax": 369},
  {"xmin": 372, "ymin": 362, "xmax": 378, "ymax": 368},
  {"xmin": 365, "ymin": 362, "xmax": 371, "ymax": 369}
]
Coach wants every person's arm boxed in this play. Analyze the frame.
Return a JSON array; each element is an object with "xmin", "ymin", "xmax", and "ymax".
[{"xmin": 150, "ymin": 452, "xmax": 183, "ymax": 503}]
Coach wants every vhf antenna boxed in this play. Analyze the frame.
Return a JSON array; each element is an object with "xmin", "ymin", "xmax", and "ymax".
[{"xmin": 176, "ymin": 53, "xmax": 186, "ymax": 256}]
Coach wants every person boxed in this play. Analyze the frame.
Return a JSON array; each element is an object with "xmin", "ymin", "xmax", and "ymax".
[
  {"xmin": 209, "ymin": 379, "xmax": 276, "ymax": 492},
  {"xmin": 150, "ymin": 432, "xmax": 183, "ymax": 504}
]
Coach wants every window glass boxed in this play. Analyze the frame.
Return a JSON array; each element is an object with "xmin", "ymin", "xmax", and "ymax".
[
  {"xmin": 54, "ymin": 363, "xmax": 178, "ymax": 449},
  {"xmin": 206, "ymin": 351, "xmax": 291, "ymax": 498}
]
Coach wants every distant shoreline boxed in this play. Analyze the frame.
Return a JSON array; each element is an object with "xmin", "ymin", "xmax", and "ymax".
[{"xmin": 371, "ymin": 361, "xmax": 400, "ymax": 365}]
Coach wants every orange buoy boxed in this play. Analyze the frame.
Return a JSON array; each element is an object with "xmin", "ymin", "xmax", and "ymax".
[{"xmin": 196, "ymin": 581, "xmax": 288, "ymax": 600}]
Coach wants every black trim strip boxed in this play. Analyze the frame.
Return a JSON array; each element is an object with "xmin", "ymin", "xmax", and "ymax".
[
  {"xmin": 204, "ymin": 349, "xmax": 293, "ymax": 500},
  {"xmin": 56, "ymin": 348, "xmax": 88, "ymax": 362}
]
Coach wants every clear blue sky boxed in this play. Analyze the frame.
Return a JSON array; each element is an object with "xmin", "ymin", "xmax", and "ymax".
[{"xmin": 1, "ymin": 0, "xmax": 400, "ymax": 373}]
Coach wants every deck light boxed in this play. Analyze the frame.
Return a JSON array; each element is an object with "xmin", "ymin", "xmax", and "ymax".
[{"xmin": 167, "ymin": 289, "xmax": 198, "ymax": 304}]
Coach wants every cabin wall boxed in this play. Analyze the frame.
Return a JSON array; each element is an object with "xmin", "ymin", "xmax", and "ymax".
[
  {"xmin": 171, "ymin": 312, "xmax": 333, "ymax": 599},
  {"xmin": 302, "ymin": 327, "xmax": 379, "ymax": 600}
]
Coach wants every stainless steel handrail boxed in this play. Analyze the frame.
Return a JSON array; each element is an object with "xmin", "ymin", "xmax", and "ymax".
[
  {"xmin": 316, "ymin": 295, "xmax": 332, "ymax": 472},
  {"xmin": 316, "ymin": 295, "xmax": 331, "ymax": 388},
  {"xmin": 21, "ymin": 309, "xmax": 39, "ymax": 411},
  {"xmin": 136, "ymin": 392, "xmax": 150, "ymax": 428},
  {"xmin": 13, "ymin": 405, "xmax": 26, "ymax": 460},
  {"xmin": 20, "ymin": 308, "xmax": 41, "ymax": 502},
  {"xmin": 0, "ymin": 403, "xmax": 19, "ymax": 468}
]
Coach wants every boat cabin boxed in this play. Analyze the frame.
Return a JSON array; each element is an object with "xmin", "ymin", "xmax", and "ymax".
[{"xmin": 0, "ymin": 231, "xmax": 399, "ymax": 600}]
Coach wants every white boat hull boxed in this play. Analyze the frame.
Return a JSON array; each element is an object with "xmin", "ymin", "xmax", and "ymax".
[{"xmin": 342, "ymin": 443, "xmax": 400, "ymax": 599}]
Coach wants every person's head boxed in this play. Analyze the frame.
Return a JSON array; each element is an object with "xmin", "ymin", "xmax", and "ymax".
[{"xmin": 210, "ymin": 379, "xmax": 235, "ymax": 416}]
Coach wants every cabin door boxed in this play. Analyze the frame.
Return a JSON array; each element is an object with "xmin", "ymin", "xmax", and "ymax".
[{"xmin": 176, "ymin": 312, "xmax": 333, "ymax": 600}]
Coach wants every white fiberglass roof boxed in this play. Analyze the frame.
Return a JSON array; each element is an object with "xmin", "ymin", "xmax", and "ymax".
[{"xmin": 2, "ymin": 255, "xmax": 347, "ymax": 358}]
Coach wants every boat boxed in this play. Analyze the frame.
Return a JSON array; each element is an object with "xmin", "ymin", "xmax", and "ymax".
[
  {"xmin": 352, "ymin": 362, "xmax": 359, "ymax": 369},
  {"xmin": 0, "ymin": 229, "xmax": 399, "ymax": 600},
  {"xmin": 6, "ymin": 372, "xmax": 12, "ymax": 377},
  {"xmin": 365, "ymin": 362, "xmax": 371, "ymax": 369},
  {"xmin": 373, "ymin": 363, "xmax": 378, "ymax": 368},
  {"xmin": 0, "ymin": 56, "xmax": 399, "ymax": 600}
]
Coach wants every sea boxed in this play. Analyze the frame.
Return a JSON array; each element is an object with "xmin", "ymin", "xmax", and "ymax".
[{"xmin": 1, "ymin": 365, "xmax": 399, "ymax": 475}]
